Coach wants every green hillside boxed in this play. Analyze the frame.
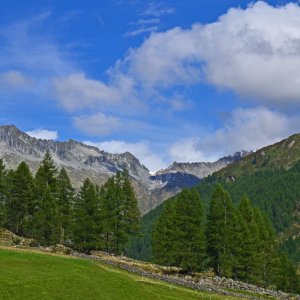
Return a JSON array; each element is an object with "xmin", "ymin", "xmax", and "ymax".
[
  {"xmin": 216, "ymin": 133, "xmax": 300, "ymax": 179},
  {"xmin": 0, "ymin": 247, "xmax": 242, "ymax": 300},
  {"xmin": 128, "ymin": 135, "xmax": 300, "ymax": 265}
]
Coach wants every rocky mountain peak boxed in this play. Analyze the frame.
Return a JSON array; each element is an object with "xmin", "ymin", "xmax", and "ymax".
[{"xmin": 0, "ymin": 125, "xmax": 247, "ymax": 214}]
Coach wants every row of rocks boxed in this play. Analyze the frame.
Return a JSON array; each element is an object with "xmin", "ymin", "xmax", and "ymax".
[
  {"xmin": 71, "ymin": 251, "xmax": 299, "ymax": 300},
  {"xmin": 0, "ymin": 229, "xmax": 35, "ymax": 247}
]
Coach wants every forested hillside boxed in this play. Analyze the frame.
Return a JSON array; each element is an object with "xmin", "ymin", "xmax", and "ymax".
[
  {"xmin": 0, "ymin": 152, "xmax": 140, "ymax": 255},
  {"xmin": 128, "ymin": 161, "xmax": 300, "ymax": 292}
]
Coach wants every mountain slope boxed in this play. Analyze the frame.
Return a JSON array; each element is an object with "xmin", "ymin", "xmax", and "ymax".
[
  {"xmin": 0, "ymin": 125, "xmax": 244, "ymax": 214},
  {"xmin": 129, "ymin": 133, "xmax": 300, "ymax": 264},
  {"xmin": 215, "ymin": 133, "xmax": 300, "ymax": 180}
]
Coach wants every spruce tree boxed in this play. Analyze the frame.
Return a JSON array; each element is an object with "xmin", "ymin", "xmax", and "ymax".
[
  {"xmin": 152, "ymin": 200, "xmax": 177, "ymax": 266},
  {"xmin": 152, "ymin": 189, "xmax": 206, "ymax": 271},
  {"xmin": 206, "ymin": 184, "xmax": 236, "ymax": 277},
  {"xmin": 173, "ymin": 189, "xmax": 206, "ymax": 272},
  {"xmin": 100, "ymin": 172, "xmax": 140, "ymax": 255},
  {"xmin": 73, "ymin": 178, "xmax": 101, "ymax": 252},
  {"xmin": 0, "ymin": 159, "xmax": 7, "ymax": 227},
  {"xmin": 35, "ymin": 150, "xmax": 58, "ymax": 195},
  {"xmin": 253, "ymin": 207, "xmax": 278, "ymax": 287},
  {"xmin": 57, "ymin": 168, "xmax": 74, "ymax": 243},
  {"xmin": 6, "ymin": 162, "xmax": 34, "ymax": 236},
  {"xmin": 112, "ymin": 172, "xmax": 128, "ymax": 254},
  {"xmin": 276, "ymin": 253, "xmax": 300, "ymax": 293},
  {"xmin": 33, "ymin": 186, "xmax": 60, "ymax": 245},
  {"xmin": 100, "ymin": 177, "xmax": 117, "ymax": 253},
  {"xmin": 122, "ymin": 171, "xmax": 140, "ymax": 238},
  {"xmin": 237, "ymin": 196, "xmax": 260, "ymax": 282}
]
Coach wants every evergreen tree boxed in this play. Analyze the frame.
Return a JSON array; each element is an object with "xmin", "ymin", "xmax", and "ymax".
[
  {"xmin": 57, "ymin": 168, "xmax": 74, "ymax": 243},
  {"xmin": 112, "ymin": 172, "xmax": 128, "ymax": 254},
  {"xmin": 122, "ymin": 171, "xmax": 140, "ymax": 238},
  {"xmin": 237, "ymin": 196, "xmax": 260, "ymax": 282},
  {"xmin": 253, "ymin": 207, "xmax": 278, "ymax": 287},
  {"xmin": 73, "ymin": 178, "xmax": 101, "ymax": 252},
  {"xmin": 100, "ymin": 177, "xmax": 117, "ymax": 253},
  {"xmin": 173, "ymin": 189, "xmax": 206, "ymax": 272},
  {"xmin": 0, "ymin": 159, "xmax": 7, "ymax": 227},
  {"xmin": 152, "ymin": 200, "xmax": 177, "ymax": 266},
  {"xmin": 100, "ymin": 172, "xmax": 140, "ymax": 255},
  {"xmin": 35, "ymin": 150, "xmax": 58, "ymax": 195},
  {"xmin": 206, "ymin": 184, "xmax": 236, "ymax": 277},
  {"xmin": 152, "ymin": 189, "xmax": 206, "ymax": 272},
  {"xmin": 6, "ymin": 162, "xmax": 34, "ymax": 236},
  {"xmin": 32, "ymin": 187, "xmax": 60, "ymax": 245},
  {"xmin": 275, "ymin": 253, "xmax": 300, "ymax": 293}
]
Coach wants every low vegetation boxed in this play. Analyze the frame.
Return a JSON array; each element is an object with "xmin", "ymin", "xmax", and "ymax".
[{"xmin": 0, "ymin": 247, "xmax": 241, "ymax": 300}]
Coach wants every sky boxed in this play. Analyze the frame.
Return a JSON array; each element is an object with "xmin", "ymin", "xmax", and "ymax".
[{"xmin": 1, "ymin": 0, "xmax": 300, "ymax": 171}]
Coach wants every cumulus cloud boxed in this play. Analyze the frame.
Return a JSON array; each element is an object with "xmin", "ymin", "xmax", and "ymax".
[
  {"xmin": 52, "ymin": 72, "xmax": 140, "ymax": 112},
  {"xmin": 0, "ymin": 70, "xmax": 32, "ymax": 89},
  {"xmin": 52, "ymin": 1, "xmax": 300, "ymax": 125},
  {"xmin": 170, "ymin": 107, "xmax": 300, "ymax": 162},
  {"xmin": 198, "ymin": 1, "xmax": 300, "ymax": 103},
  {"xmin": 26, "ymin": 128, "xmax": 58, "ymax": 140},
  {"xmin": 116, "ymin": 1, "xmax": 300, "ymax": 104},
  {"xmin": 84, "ymin": 140, "xmax": 167, "ymax": 171},
  {"xmin": 73, "ymin": 112, "xmax": 122, "ymax": 136}
]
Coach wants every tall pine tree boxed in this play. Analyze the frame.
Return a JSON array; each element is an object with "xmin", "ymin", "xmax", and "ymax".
[
  {"xmin": 33, "ymin": 186, "xmax": 60, "ymax": 245},
  {"xmin": 206, "ymin": 184, "xmax": 236, "ymax": 277},
  {"xmin": 152, "ymin": 189, "xmax": 206, "ymax": 272},
  {"xmin": 152, "ymin": 200, "xmax": 177, "ymax": 266},
  {"xmin": 100, "ymin": 172, "xmax": 140, "ymax": 255},
  {"xmin": 0, "ymin": 159, "xmax": 7, "ymax": 227},
  {"xmin": 35, "ymin": 150, "xmax": 58, "ymax": 196},
  {"xmin": 6, "ymin": 162, "xmax": 34, "ymax": 236},
  {"xmin": 73, "ymin": 178, "xmax": 102, "ymax": 252},
  {"xmin": 57, "ymin": 168, "xmax": 74, "ymax": 244}
]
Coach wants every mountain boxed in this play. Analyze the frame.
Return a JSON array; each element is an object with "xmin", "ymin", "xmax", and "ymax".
[
  {"xmin": 215, "ymin": 133, "xmax": 300, "ymax": 180},
  {"xmin": 129, "ymin": 133, "xmax": 300, "ymax": 263},
  {"xmin": 155, "ymin": 151, "xmax": 249, "ymax": 178},
  {"xmin": 0, "ymin": 125, "xmax": 244, "ymax": 214}
]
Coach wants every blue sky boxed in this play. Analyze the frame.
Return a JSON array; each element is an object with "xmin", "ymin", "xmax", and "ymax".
[{"xmin": 1, "ymin": 0, "xmax": 300, "ymax": 171}]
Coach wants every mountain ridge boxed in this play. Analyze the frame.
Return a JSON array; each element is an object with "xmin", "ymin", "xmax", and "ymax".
[{"xmin": 0, "ymin": 124, "xmax": 247, "ymax": 214}]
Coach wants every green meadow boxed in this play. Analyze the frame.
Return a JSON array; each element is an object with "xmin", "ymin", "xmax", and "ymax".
[{"xmin": 0, "ymin": 248, "xmax": 241, "ymax": 300}]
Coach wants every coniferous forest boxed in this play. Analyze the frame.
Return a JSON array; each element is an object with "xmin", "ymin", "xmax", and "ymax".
[
  {"xmin": 0, "ymin": 152, "xmax": 140, "ymax": 255},
  {"xmin": 0, "ymin": 152, "xmax": 300, "ymax": 294},
  {"xmin": 151, "ymin": 186, "xmax": 300, "ymax": 293}
]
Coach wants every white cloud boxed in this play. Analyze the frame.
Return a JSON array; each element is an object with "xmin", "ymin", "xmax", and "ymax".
[
  {"xmin": 53, "ymin": 72, "xmax": 138, "ymax": 112},
  {"xmin": 0, "ymin": 70, "xmax": 32, "ymax": 89},
  {"xmin": 170, "ymin": 107, "xmax": 300, "ymax": 162},
  {"xmin": 115, "ymin": 1, "xmax": 300, "ymax": 104},
  {"xmin": 125, "ymin": 26, "xmax": 159, "ymax": 37},
  {"xmin": 53, "ymin": 2, "xmax": 300, "ymax": 119},
  {"xmin": 26, "ymin": 128, "xmax": 58, "ymax": 140},
  {"xmin": 73, "ymin": 112, "xmax": 121, "ymax": 136},
  {"xmin": 0, "ymin": 13, "xmax": 73, "ymax": 76},
  {"xmin": 141, "ymin": 2, "xmax": 175, "ymax": 18},
  {"xmin": 124, "ymin": 26, "xmax": 202, "ymax": 90},
  {"xmin": 198, "ymin": 1, "xmax": 300, "ymax": 103},
  {"xmin": 84, "ymin": 140, "xmax": 167, "ymax": 171}
]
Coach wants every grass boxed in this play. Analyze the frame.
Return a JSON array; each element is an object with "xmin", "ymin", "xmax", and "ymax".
[{"xmin": 0, "ymin": 247, "xmax": 242, "ymax": 300}]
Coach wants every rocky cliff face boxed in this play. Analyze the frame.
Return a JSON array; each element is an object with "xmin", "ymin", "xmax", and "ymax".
[
  {"xmin": 155, "ymin": 151, "xmax": 249, "ymax": 178},
  {"xmin": 0, "ymin": 125, "xmax": 247, "ymax": 214}
]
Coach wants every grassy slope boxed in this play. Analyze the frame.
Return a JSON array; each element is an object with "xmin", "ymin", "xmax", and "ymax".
[
  {"xmin": 0, "ymin": 247, "xmax": 240, "ymax": 300},
  {"xmin": 216, "ymin": 133, "xmax": 300, "ymax": 179}
]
